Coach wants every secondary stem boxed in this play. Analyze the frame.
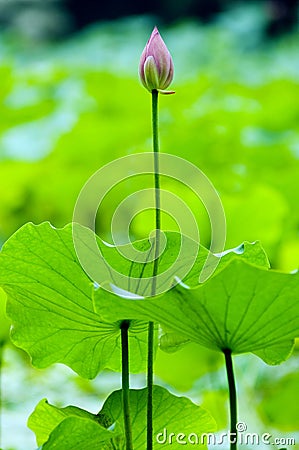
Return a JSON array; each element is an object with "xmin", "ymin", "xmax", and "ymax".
[
  {"xmin": 147, "ymin": 321, "xmax": 154, "ymax": 450},
  {"xmin": 121, "ymin": 320, "xmax": 133, "ymax": 450},
  {"xmin": 147, "ymin": 89, "xmax": 160, "ymax": 450},
  {"xmin": 224, "ymin": 348, "xmax": 237, "ymax": 450}
]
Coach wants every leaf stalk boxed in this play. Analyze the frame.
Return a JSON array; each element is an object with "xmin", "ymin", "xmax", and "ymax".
[
  {"xmin": 224, "ymin": 348, "xmax": 237, "ymax": 450},
  {"xmin": 121, "ymin": 320, "xmax": 134, "ymax": 450}
]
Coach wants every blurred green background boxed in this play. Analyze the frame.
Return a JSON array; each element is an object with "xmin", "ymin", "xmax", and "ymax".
[{"xmin": 0, "ymin": 1, "xmax": 299, "ymax": 449}]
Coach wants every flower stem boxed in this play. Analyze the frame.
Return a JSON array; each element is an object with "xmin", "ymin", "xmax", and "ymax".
[
  {"xmin": 151, "ymin": 89, "xmax": 161, "ymax": 293},
  {"xmin": 224, "ymin": 348, "xmax": 237, "ymax": 450},
  {"xmin": 121, "ymin": 320, "xmax": 133, "ymax": 450},
  {"xmin": 147, "ymin": 89, "xmax": 160, "ymax": 450}
]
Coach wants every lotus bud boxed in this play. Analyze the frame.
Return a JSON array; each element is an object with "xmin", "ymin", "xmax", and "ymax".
[{"xmin": 139, "ymin": 27, "xmax": 174, "ymax": 94}]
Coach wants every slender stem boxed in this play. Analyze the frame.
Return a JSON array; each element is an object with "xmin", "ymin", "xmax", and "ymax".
[
  {"xmin": 224, "ymin": 348, "xmax": 237, "ymax": 450},
  {"xmin": 151, "ymin": 89, "xmax": 161, "ymax": 294},
  {"xmin": 147, "ymin": 321, "xmax": 154, "ymax": 450},
  {"xmin": 147, "ymin": 89, "xmax": 160, "ymax": 450},
  {"xmin": 121, "ymin": 320, "xmax": 133, "ymax": 450}
]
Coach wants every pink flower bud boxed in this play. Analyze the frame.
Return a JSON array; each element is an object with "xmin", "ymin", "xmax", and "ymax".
[{"xmin": 139, "ymin": 27, "xmax": 174, "ymax": 94}]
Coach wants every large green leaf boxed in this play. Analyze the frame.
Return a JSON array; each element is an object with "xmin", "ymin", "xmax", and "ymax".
[
  {"xmin": 183, "ymin": 240, "xmax": 269, "ymax": 287},
  {"xmin": 0, "ymin": 220, "xmax": 268, "ymax": 377},
  {"xmin": 29, "ymin": 386, "xmax": 216, "ymax": 449},
  {"xmin": 0, "ymin": 222, "xmax": 151, "ymax": 378},
  {"xmin": 95, "ymin": 260, "xmax": 299, "ymax": 364},
  {"xmin": 72, "ymin": 222, "xmax": 199, "ymax": 297},
  {"xmin": 73, "ymin": 221, "xmax": 269, "ymax": 294},
  {"xmin": 156, "ymin": 240, "xmax": 269, "ymax": 354}
]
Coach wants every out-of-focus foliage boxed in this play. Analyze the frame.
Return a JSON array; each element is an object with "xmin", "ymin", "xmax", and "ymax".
[
  {"xmin": 1, "ymin": 0, "xmax": 297, "ymax": 38},
  {"xmin": 257, "ymin": 370, "xmax": 299, "ymax": 431},
  {"xmin": 154, "ymin": 343, "xmax": 223, "ymax": 391},
  {"xmin": 0, "ymin": 8, "xmax": 298, "ymax": 271}
]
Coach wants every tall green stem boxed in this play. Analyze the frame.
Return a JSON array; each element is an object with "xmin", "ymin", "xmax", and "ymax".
[
  {"xmin": 151, "ymin": 89, "xmax": 161, "ymax": 293},
  {"xmin": 147, "ymin": 89, "xmax": 160, "ymax": 450},
  {"xmin": 121, "ymin": 320, "xmax": 133, "ymax": 450},
  {"xmin": 224, "ymin": 348, "xmax": 237, "ymax": 450}
]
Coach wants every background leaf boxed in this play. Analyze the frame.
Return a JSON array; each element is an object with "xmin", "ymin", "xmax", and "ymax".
[
  {"xmin": 100, "ymin": 385, "xmax": 216, "ymax": 449},
  {"xmin": 28, "ymin": 387, "xmax": 216, "ymax": 449},
  {"xmin": 42, "ymin": 416, "xmax": 118, "ymax": 450},
  {"xmin": 28, "ymin": 399, "xmax": 108, "ymax": 447}
]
